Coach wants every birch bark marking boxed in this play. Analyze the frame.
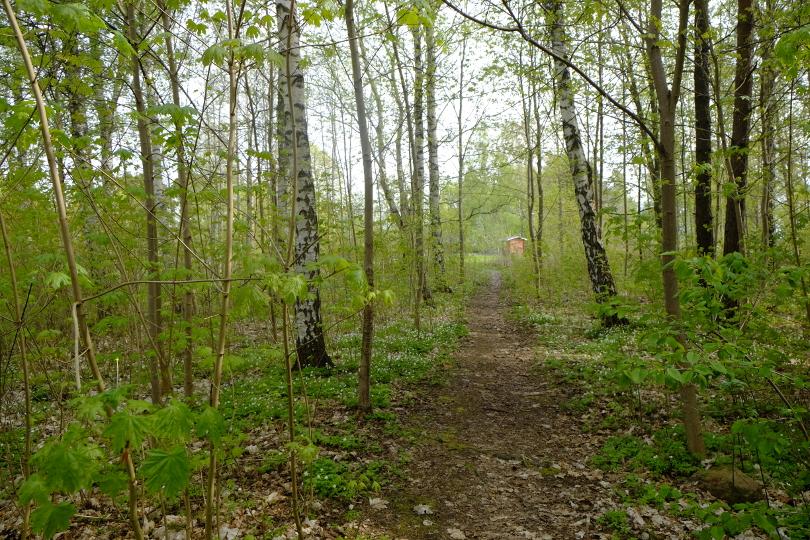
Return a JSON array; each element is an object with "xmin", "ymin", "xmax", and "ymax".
[
  {"xmin": 412, "ymin": 24, "xmax": 430, "ymax": 323},
  {"xmin": 277, "ymin": 0, "xmax": 332, "ymax": 367},
  {"xmin": 545, "ymin": 1, "xmax": 617, "ymax": 306},
  {"xmin": 426, "ymin": 22, "xmax": 447, "ymax": 290}
]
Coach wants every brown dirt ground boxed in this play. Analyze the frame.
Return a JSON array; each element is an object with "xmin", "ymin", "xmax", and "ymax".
[{"xmin": 358, "ymin": 272, "xmax": 619, "ymax": 539}]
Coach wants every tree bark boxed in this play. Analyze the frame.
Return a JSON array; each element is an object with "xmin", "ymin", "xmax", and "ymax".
[
  {"xmin": 277, "ymin": 0, "xmax": 332, "ymax": 367},
  {"xmin": 694, "ymin": 0, "xmax": 714, "ymax": 256},
  {"xmin": 412, "ymin": 25, "xmax": 430, "ymax": 320},
  {"xmin": 359, "ymin": 36, "xmax": 403, "ymax": 229},
  {"xmin": 160, "ymin": 0, "xmax": 195, "ymax": 399},
  {"xmin": 545, "ymin": 1, "xmax": 617, "ymax": 309},
  {"xmin": 126, "ymin": 1, "xmax": 169, "ymax": 402},
  {"xmin": 645, "ymin": 0, "xmax": 705, "ymax": 457},
  {"xmin": 723, "ymin": 0, "xmax": 754, "ymax": 256},
  {"xmin": 345, "ymin": 0, "xmax": 374, "ymax": 412},
  {"xmin": 425, "ymin": 23, "xmax": 447, "ymax": 291},
  {"xmin": 759, "ymin": 0, "xmax": 776, "ymax": 250}
]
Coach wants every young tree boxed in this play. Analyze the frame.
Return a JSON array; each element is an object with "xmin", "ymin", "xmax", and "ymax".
[{"xmin": 345, "ymin": 0, "xmax": 374, "ymax": 412}]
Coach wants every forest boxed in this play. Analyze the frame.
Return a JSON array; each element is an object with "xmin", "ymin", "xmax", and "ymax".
[{"xmin": 0, "ymin": 0, "xmax": 809, "ymax": 537}]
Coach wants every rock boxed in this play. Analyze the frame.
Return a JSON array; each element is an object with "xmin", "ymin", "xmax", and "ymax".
[
  {"xmin": 447, "ymin": 528, "xmax": 466, "ymax": 539},
  {"xmin": 696, "ymin": 465, "xmax": 763, "ymax": 504},
  {"xmin": 245, "ymin": 445, "xmax": 259, "ymax": 455},
  {"xmin": 626, "ymin": 507, "xmax": 645, "ymax": 529},
  {"xmin": 413, "ymin": 504, "xmax": 434, "ymax": 515},
  {"xmin": 218, "ymin": 526, "xmax": 240, "ymax": 540}
]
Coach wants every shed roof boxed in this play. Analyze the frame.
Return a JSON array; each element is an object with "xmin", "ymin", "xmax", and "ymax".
[{"xmin": 505, "ymin": 236, "xmax": 527, "ymax": 241}]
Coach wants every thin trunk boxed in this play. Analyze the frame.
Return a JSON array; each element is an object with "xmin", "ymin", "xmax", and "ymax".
[
  {"xmin": 3, "ymin": 3, "xmax": 144, "ymax": 535},
  {"xmin": 457, "ymin": 35, "xmax": 467, "ymax": 284},
  {"xmin": 345, "ymin": 0, "xmax": 374, "ymax": 412},
  {"xmin": 412, "ymin": 25, "xmax": 429, "ymax": 322},
  {"xmin": 532, "ymin": 58, "xmax": 545, "ymax": 272},
  {"xmin": 204, "ymin": 0, "xmax": 237, "ymax": 534},
  {"xmin": 160, "ymin": 0, "xmax": 195, "ymax": 399},
  {"xmin": 785, "ymin": 82, "xmax": 810, "ymax": 323},
  {"xmin": 425, "ymin": 23, "xmax": 446, "ymax": 290},
  {"xmin": 359, "ymin": 35, "xmax": 403, "ymax": 228},
  {"xmin": 127, "ymin": 2, "xmax": 168, "ymax": 401},
  {"xmin": 759, "ymin": 1, "xmax": 776, "ymax": 250},
  {"xmin": 0, "ymin": 209, "xmax": 31, "ymax": 539},
  {"xmin": 519, "ymin": 56, "xmax": 541, "ymax": 299}
]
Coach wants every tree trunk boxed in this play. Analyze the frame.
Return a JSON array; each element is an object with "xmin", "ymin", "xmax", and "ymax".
[
  {"xmin": 277, "ymin": 0, "xmax": 332, "ymax": 367},
  {"xmin": 519, "ymin": 57, "xmax": 541, "ymax": 299},
  {"xmin": 359, "ymin": 36, "xmax": 403, "ymax": 229},
  {"xmin": 723, "ymin": 0, "xmax": 754, "ymax": 256},
  {"xmin": 457, "ymin": 34, "xmax": 467, "ymax": 285},
  {"xmin": 412, "ymin": 25, "xmax": 430, "ymax": 319},
  {"xmin": 345, "ymin": 0, "xmax": 374, "ymax": 412},
  {"xmin": 645, "ymin": 0, "xmax": 705, "ymax": 457},
  {"xmin": 160, "ymin": 0, "xmax": 195, "ymax": 399},
  {"xmin": 759, "ymin": 0, "xmax": 776, "ymax": 250},
  {"xmin": 694, "ymin": 0, "xmax": 715, "ymax": 256},
  {"xmin": 425, "ymin": 23, "xmax": 447, "ymax": 291},
  {"xmin": 546, "ymin": 1, "xmax": 618, "ymax": 310},
  {"xmin": 126, "ymin": 1, "xmax": 168, "ymax": 402}
]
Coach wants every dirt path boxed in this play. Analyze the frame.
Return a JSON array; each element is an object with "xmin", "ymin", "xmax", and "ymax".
[{"xmin": 364, "ymin": 272, "xmax": 615, "ymax": 539}]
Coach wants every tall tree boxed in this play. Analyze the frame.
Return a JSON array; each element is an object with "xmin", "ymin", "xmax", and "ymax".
[
  {"xmin": 644, "ymin": 0, "xmax": 705, "ymax": 455},
  {"xmin": 126, "ymin": 0, "xmax": 169, "ymax": 401},
  {"xmin": 412, "ymin": 23, "xmax": 430, "ymax": 321},
  {"xmin": 425, "ymin": 19, "xmax": 447, "ymax": 291},
  {"xmin": 694, "ymin": 0, "xmax": 715, "ymax": 256},
  {"xmin": 723, "ymin": 0, "xmax": 755, "ymax": 256},
  {"xmin": 345, "ymin": 0, "xmax": 374, "ymax": 412},
  {"xmin": 277, "ymin": 0, "xmax": 333, "ymax": 367},
  {"xmin": 544, "ymin": 1, "xmax": 618, "ymax": 313}
]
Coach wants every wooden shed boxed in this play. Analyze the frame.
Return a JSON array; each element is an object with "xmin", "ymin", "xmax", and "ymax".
[{"xmin": 504, "ymin": 236, "xmax": 527, "ymax": 256}]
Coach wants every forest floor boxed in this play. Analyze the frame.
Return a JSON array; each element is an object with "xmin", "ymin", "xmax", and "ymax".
[{"xmin": 354, "ymin": 272, "xmax": 621, "ymax": 539}]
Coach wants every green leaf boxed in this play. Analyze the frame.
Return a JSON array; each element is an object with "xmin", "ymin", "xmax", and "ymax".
[
  {"xmin": 45, "ymin": 271, "xmax": 70, "ymax": 290},
  {"xmin": 103, "ymin": 409, "xmax": 152, "ymax": 452},
  {"xmin": 665, "ymin": 367, "xmax": 686, "ymax": 385},
  {"xmin": 32, "ymin": 426, "xmax": 97, "ymax": 493},
  {"xmin": 50, "ymin": 3, "xmax": 105, "ymax": 34},
  {"xmin": 111, "ymin": 30, "xmax": 136, "ymax": 57},
  {"xmin": 397, "ymin": 6, "xmax": 420, "ymax": 27},
  {"xmin": 153, "ymin": 399, "xmax": 193, "ymax": 443},
  {"xmin": 96, "ymin": 468, "xmax": 128, "ymax": 501},
  {"xmin": 201, "ymin": 44, "xmax": 226, "ymax": 66},
  {"xmin": 30, "ymin": 501, "xmax": 75, "ymax": 540},
  {"xmin": 18, "ymin": 474, "xmax": 49, "ymax": 505},
  {"xmin": 196, "ymin": 406, "xmax": 225, "ymax": 444},
  {"xmin": 140, "ymin": 447, "xmax": 190, "ymax": 499},
  {"xmin": 17, "ymin": 0, "xmax": 48, "ymax": 15}
]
